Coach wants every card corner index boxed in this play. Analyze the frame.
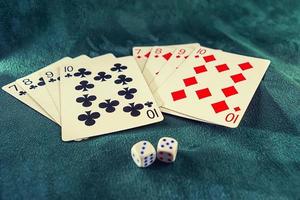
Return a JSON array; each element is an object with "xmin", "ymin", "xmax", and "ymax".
[{"xmin": 2, "ymin": 81, "xmax": 17, "ymax": 92}]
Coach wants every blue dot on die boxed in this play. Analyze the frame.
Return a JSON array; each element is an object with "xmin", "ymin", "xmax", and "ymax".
[
  {"xmin": 161, "ymin": 145, "xmax": 164, "ymax": 148},
  {"xmin": 143, "ymin": 142, "xmax": 147, "ymax": 145},
  {"xmin": 171, "ymin": 140, "xmax": 174, "ymax": 143},
  {"xmin": 141, "ymin": 151, "xmax": 144, "ymax": 154},
  {"xmin": 166, "ymin": 142, "xmax": 170, "ymax": 145},
  {"xmin": 142, "ymin": 147, "xmax": 145, "ymax": 150},
  {"xmin": 169, "ymin": 147, "xmax": 173, "ymax": 149},
  {"xmin": 150, "ymin": 153, "xmax": 153, "ymax": 156}
]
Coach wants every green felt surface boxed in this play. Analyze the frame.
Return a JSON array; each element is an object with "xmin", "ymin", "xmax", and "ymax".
[{"xmin": 1, "ymin": 0, "xmax": 300, "ymax": 199}]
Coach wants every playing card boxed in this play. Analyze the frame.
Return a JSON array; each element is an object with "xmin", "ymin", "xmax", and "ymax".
[
  {"xmin": 155, "ymin": 49, "xmax": 270, "ymax": 128},
  {"xmin": 40, "ymin": 55, "xmax": 92, "ymax": 114},
  {"xmin": 160, "ymin": 107, "xmax": 216, "ymax": 124},
  {"xmin": 153, "ymin": 46, "xmax": 221, "ymax": 119},
  {"xmin": 142, "ymin": 46, "xmax": 176, "ymax": 84},
  {"xmin": 16, "ymin": 58, "xmax": 75, "ymax": 124},
  {"xmin": 132, "ymin": 46, "xmax": 152, "ymax": 71},
  {"xmin": 2, "ymin": 81, "xmax": 55, "ymax": 122},
  {"xmin": 60, "ymin": 56, "xmax": 163, "ymax": 141},
  {"xmin": 142, "ymin": 43, "xmax": 200, "ymax": 84},
  {"xmin": 148, "ymin": 44, "xmax": 201, "ymax": 92},
  {"xmin": 153, "ymin": 46, "xmax": 222, "ymax": 106}
]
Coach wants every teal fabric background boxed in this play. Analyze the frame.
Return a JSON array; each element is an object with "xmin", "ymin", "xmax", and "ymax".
[{"xmin": 0, "ymin": 0, "xmax": 300, "ymax": 199}]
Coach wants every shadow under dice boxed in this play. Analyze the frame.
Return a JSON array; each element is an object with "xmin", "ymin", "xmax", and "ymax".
[
  {"xmin": 131, "ymin": 141, "xmax": 156, "ymax": 168},
  {"xmin": 157, "ymin": 137, "xmax": 178, "ymax": 163}
]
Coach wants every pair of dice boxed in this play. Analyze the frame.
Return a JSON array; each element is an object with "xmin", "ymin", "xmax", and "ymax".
[{"xmin": 131, "ymin": 137, "xmax": 178, "ymax": 168}]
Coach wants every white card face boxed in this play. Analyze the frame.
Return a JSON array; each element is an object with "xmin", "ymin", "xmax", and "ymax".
[
  {"xmin": 40, "ymin": 55, "xmax": 92, "ymax": 114},
  {"xmin": 16, "ymin": 58, "xmax": 74, "ymax": 124},
  {"xmin": 148, "ymin": 44, "xmax": 200, "ymax": 92},
  {"xmin": 60, "ymin": 56, "xmax": 163, "ymax": 141},
  {"xmin": 155, "ymin": 49, "xmax": 270, "ymax": 128},
  {"xmin": 2, "ymin": 81, "xmax": 55, "ymax": 123},
  {"xmin": 142, "ymin": 43, "xmax": 201, "ymax": 85},
  {"xmin": 132, "ymin": 43, "xmax": 199, "ymax": 72},
  {"xmin": 142, "ymin": 46, "xmax": 176, "ymax": 84},
  {"xmin": 154, "ymin": 46, "xmax": 222, "ymax": 106},
  {"xmin": 160, "ymin": 107, "xmax": 215, "ymax": 124},
  {"xmin": 132, "ymin": 47, "xmax": 152, "ymax": 71},
  {"xmin": 39, "ymin": 57, "xmax": 73, "ymax": 112}
]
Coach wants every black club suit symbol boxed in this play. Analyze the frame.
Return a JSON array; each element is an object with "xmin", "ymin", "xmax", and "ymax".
[
  {"xmin": 76, "ymin": 94, "xmax": 97, "ymax": 107},
  {"xmin": 111, "ymin": 63, "xmax": 127, "ymax": 72},
  {"xmin": 74, "ymin": 68, "xmax": 92, "ymax": 78},
  {"xmin": 114, "ymin": 75, "xmax": 132, "ymax": 85},
  {"xmin": 65, "ymin": 73, "xmax": 72, "ymax": 78},
  {"xmin": 123, "ymin": 103, "xmax": 144, "ymax": 117},
  {"xmin": 144, "ymin": 101, "xmax": 153, "ymax": 108},
  {"xmin": 94, "ymin": 72, "xmax": 112, "ymax": 82},
  {"xmin": 48, "ymin": 78, "xmax": 56, "ymax": 82},
  {"xmin": 118, "ymin": 87, "xmax": 137, "ymax": 99},
  {"xmin": 78, "ymin": 111, "xmax": 100, "ymax": 126},
  {"xmin": 19, "ymin": 91, "xmax": 27, "ymax": 96},
  {"xmin": 75, "ymin": 80, "xmax": 94, "ymax": 92},
  {"xmin": 99, "ymin": 99, "xmax": 120, "ymax": 113},
  {"xmin": 37, "ymin": 77, "xmax": 45, "ymax": 86},
  {"xmin": 29, "ymin": 85, "xmax": 37, "ymax": 90}
]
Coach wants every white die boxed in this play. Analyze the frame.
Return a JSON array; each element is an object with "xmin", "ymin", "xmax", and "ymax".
[
  {"xmin": 157, "ymin": 137, "xmax": 178, "ymax": 163},
  {"xmin": 131, "ymin": 141, "xmax": 156, "ymax": 168}
]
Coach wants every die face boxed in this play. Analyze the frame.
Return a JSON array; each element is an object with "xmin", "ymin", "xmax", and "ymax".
[
  {"xmin": 138, "ymin": 141, "xmax": 154, "ymax": 157},
  {"xmin": 157, "ymin": 137, "xmax": 178, "ymax": 162},
  {"xmin": 157, "ymin": 137, "xmax": 178, "ymax": 152},
  {"xmin": 157, "ymin": 151, "xmax": 173, "ymax": 163},
  {"xmin": 142, "ymin": 152, "xmax": 156, "ymax": 167},
  {"xmin": 131, "ymin": 147, "xmax": 142, "ymax": 167},
  {"xmin": 131, "ymin": 141, "xmax": 156, "ymax": 168}
]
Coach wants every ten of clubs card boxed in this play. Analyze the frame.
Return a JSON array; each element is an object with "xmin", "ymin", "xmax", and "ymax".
[{"xmin": 60, "ymin": 56, "xmax": 163, "ymax": 141}]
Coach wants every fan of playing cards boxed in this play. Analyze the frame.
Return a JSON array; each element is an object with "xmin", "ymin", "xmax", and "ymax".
[
  {"xmin": 2, "ymin": 43, "xmax": 270, "ymax": 141},
  {"xmin": 133, "ymin": 43, "xmax": 270, "ymax": 128}
]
